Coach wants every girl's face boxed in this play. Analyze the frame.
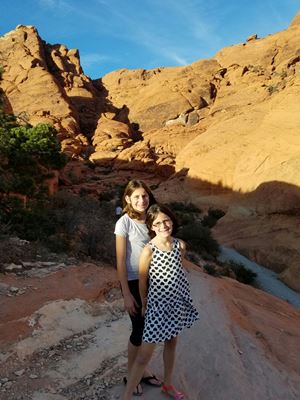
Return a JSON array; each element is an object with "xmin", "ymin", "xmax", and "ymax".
[
  {"xmin": 151, "ymin": 212, "xmax": 173, "ymax": 237},
  {"xmin": 126, "ymin": 188, "xmax": 150, "ymax": 214}
]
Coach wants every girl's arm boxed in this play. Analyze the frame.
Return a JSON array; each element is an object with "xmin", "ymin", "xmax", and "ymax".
[
  {"xmin": 139, "ymin": 244, "xmax": 152, "ymax": 316},
  {"xmin": 115, "ymin": 235, "xmax": 138, "ymax": 315},
  {"xmin": 179, "ymin": 239, "xmax": 198, "ymax": 272}
]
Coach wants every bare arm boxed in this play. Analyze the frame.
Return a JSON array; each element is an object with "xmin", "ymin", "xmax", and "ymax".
[
  {"xmin": 115, "ymin": 235, "xmax": 138, "ymax": 315},
  {"xmin": 139, "ymin": 245, "xmax": 152, "ymax": 316}
]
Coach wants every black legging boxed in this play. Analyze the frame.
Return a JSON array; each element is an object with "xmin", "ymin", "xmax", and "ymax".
[{"xmin": 128, "ymin": 279, "xmax": 144, "ymax": 346}]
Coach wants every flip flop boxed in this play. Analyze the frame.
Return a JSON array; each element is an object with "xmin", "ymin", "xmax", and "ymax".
[
  {"xmin": 140, "ymin": 374, "xmax": 162, "ymax": 387},
  {"xmin": 123, "ymin": 376, "xmax": 143, "ymax": 396},
  {"xmin": 161, "ymin": 384, "xmax": 184, "ymax": 400}
]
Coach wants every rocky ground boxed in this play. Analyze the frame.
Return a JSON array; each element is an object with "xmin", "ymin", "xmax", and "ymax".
[{"xmin": 1, "ymin": 241, "xmax": 300, "ymax": 400}]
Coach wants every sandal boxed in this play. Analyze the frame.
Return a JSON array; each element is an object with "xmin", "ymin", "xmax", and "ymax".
[
  {"xmin": 161, "ymin": 384, "xmax": 184, "ymax": 400},
  {"xmin": 140, "ymin": 374, "xmax": 162, "ymax": 387},
  {"xmin": 123, "ymin": 376, "xmax": 143, "ymax": 396}
]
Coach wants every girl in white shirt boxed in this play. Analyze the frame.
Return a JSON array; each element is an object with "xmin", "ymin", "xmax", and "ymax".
[{"xmin": 115, "ymin": 180, "xmax": 161, "ymax": 395}]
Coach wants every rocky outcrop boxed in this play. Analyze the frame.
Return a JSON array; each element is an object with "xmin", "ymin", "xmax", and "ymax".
[
  {"xmin": 1, "ymin": 14, "xmax": 300, "ymax": 289},
  {"xmin": 0, "ymin": 25, "xmax": 107, "ymax": 158},
  {"xmin": 0, "ymin": 261, "xmax": 299, "ymax": 399},
  {"xmin": 101, "ymin": 59, "xmax": 218, "ymax": 132}
]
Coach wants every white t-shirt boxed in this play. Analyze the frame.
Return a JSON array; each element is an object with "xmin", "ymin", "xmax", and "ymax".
[
  {"xmin": 114, "ymin": 213, "xmax": 150, "ymax": 280},
  {"xmin": 115, "ymin": 206, "xmax": 122, "ymax": 216}
]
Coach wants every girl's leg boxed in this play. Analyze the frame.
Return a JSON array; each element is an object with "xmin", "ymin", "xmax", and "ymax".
[
  {"xmin": 127, "ymin": 280, "xmax": 144, "ymax": 393},
  {"xmin": 128, "ymin": 340, "xmax": 139, "ymax": 372},
  {"xmin": 163, "ymin": 336, "xmax": 178, "ymax": 386},
  {"xmin": 123, "ymin": 342, "xmax": 156, "ymax": 400},
  {"xmin": 127, "ymin": 341, "xmax": 143, "ymax": 394},
  {"xmin": 127, "ymin": 281, "xmax": 160, "ymax": 386}
]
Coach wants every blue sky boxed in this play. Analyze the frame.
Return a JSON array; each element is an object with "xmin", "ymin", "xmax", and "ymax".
[{"xmin": 1, "ymin": 0, "xmax": 299, "ymax": 79}]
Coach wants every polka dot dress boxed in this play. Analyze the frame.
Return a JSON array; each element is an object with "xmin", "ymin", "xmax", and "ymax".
[{"xmin": 143, "ymin": 239, "xmax": 199, "ymax": 343}]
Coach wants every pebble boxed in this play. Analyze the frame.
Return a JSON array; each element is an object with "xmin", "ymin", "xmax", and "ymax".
[
  {"xmin": 10, "ymin": 286, "xmax": 19, "ymax": 293},
  {"xmin": 14, "ymin": 369, "xmax": 25, "ymax": 376}
]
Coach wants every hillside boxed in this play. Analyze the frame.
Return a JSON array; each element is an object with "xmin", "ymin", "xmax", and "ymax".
[
  {"xmin": 2, "ymin": 16, "xmax": 299, "ymax": 289},
  {"xmin": 1, "ymin": 15, "xmax": 300, "ymax": 400},
  {"xmin": 0, "ymin": 258, "xmax": 299, "ymax": 400}
]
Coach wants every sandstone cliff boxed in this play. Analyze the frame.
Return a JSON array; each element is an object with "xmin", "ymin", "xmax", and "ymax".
[{"xmin": 1, "ymin": 15, "xmax": 300, "ymax": 289}]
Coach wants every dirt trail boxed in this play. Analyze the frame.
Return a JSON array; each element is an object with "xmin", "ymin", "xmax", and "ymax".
[{"xmin": 0, "ymin": 262, "xmax": 299, "ymax": 400}]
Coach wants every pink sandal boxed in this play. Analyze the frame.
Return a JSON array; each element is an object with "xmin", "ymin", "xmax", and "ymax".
[{"xmin": 161, "ymin": 384, "xmax": 184, "ymax": 400}]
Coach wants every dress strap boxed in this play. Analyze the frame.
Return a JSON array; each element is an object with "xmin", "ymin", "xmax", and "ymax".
[
  {"xmin": 148, "ymin": 242, "xmax": 156, "ymax": 252},
  {"xmin": 174, "ymin": 238, "xmax": 180, "ymax": 249}
]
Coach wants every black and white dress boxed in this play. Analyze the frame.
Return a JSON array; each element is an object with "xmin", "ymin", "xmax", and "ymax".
[{"xmin": 142, "ymin": 238, "xmax": 199, "ymax": 343}]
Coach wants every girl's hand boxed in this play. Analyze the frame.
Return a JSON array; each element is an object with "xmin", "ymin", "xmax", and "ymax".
[
  {"xmin": 123, "ymin": 292, "xmax": 138, "ymax": 316},
  {"xmin": 141, "ymin": 297, "xmax": 147, "ymax": 316}
]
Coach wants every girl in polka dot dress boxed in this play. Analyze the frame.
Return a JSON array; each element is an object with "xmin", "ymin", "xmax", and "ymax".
[{"xmin": 122, "ymin": 204, "xmax": 199, "ymax": 400}]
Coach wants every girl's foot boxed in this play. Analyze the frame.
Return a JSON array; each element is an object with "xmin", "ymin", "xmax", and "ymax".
[
  {"xmin": 123, "ymin": 377, "xmax": 143, "ymax": 396},
  {"xmin": 141, "ymin": 374, "xmax": 162, "ymax": 387},
  {"xmin": 161, "ymin": 384, "xmax": 184, "ymax": 400}
]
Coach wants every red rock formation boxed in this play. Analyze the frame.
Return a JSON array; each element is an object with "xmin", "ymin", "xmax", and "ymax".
[{"xmin": 1, "ymin": 14, "xmax": 300, "ymax": 289}]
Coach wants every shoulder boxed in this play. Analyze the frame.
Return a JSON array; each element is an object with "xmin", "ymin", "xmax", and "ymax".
[
  {"xmin": 142, "ymin": 243, "xmax": 153, "ymax": 256},
  {"xmin": 143, "ymin": 243, "xmax": 153, "ymax": 254},
  {"xmin": 177, "ymin": 238, "xmax": 186, "ymax": 252},
  {"xmin": 115, "ymin": 213, "xmax": 130, "ymax": 235}
]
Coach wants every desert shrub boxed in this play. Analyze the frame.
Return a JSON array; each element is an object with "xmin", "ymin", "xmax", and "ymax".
[
  {"xmin": 202, "ymin": 207, "xmax": 225, "ymax": 228},
  {"xmin": 208, "ymin": 208, "xmax": 225, "ymax": 220},
  {"xmin": 99, "ymin": 190, "xmax": 116, "ymax": 202},
  {"xmin": 177, "ymin": 221, "xmax": 220, "ymax": 257},
  {"xmin": 225, "ymin": 260, "xmax": 257, "ymax": 284},
  {"xmin": 168, "ymin": 201, "xmax": 201, "ymax": 214},
  {"xmin": 50, "ymin": 191, "xmax": 115, "ymax": 262},
  {"xmin": 167, "ymin": 201, "xmax": 202, "ymax": 227},
  {"xmin": 0, "ymin": 196, "xmax": 57, "ymax": 241},
  {"xmin": 203, "ymin": 264, "xmax": 217, "ymax": 276},
  {"xmin": 0, "ymin": 116, "xmax": 66, "ymax": 196}
]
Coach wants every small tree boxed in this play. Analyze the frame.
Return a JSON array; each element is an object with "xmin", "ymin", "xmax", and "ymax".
[{"xmin": 0, "ymin": 122, "xmax": 66, "ymax": 196}]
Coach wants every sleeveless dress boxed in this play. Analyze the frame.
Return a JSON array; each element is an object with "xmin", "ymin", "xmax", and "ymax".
[{"xmin": 142, "ymin": 238, "xmax": 199, "ymax": 343}]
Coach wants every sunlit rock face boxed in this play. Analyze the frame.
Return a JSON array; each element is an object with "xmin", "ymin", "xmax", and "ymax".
[{"xmin": 1, "ymin": 14, "xmax": 300, "ymax": 290}]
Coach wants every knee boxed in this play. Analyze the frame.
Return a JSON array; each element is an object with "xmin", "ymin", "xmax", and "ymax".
[{"xmin": 135, "ymin": 352, "xmax": 151, "ymax": 367}]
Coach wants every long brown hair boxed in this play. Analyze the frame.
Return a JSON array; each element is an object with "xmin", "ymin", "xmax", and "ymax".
[
  {"xmin": 122, "ymin": 180, "xmax": 156, "ymax": 219},
  {"xmin": 146, "ymin": 203, "xmax": 178, "ymax": 238}
]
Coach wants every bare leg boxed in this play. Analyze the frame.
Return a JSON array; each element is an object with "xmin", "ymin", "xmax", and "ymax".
[
  {"xmin": 127, "ymin": 340, "xmax": 139, "ymax": 373},
  {"xmin": 163, "ymin": 336, "xmax": 178, "ymax": 386},
  {"xmin": 123, "ymin": 342, "xmax": 156, "ymax": 400},
  {"xmin": 128, "ymin": 340, "xmax": 160, "ymax": 384},
  {"xmin": 127, "ymin": 341, "xmax": 142, "ymax": 394}
]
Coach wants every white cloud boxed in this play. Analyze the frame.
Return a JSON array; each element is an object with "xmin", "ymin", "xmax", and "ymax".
[
  {"xmin": 80, "ymin": 53, "xmax": 112, "ymax": 68},
  {"xmin": 38, "ymin": 0, "xmax": 71, "ymax": 11}
]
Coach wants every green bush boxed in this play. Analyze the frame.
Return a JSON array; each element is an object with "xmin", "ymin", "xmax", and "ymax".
[
  {"xmin": 202, "ymin": 207, "xmax": 225, "ymax": 228},
  {"xmin": 0, "ymin": 196, "xmax": 57, "ymax": 241},
  {"xmin": 177, "ymin": 221, "xmax": 220, "ymax": 257},
  {"xmin": 0, "ymin": 101, "xmax": 66, "ymax": 196},
  {"xmin": 50, "ymin": 191, "xmax": 116, "ymax": 262},
  {"xmin": 203, "ymin": 263, "xmax": 217, "ymax": 276},
  {"xmin": 225, "ymin": 260, "xmax": 257, "ymax": 284},
  {"xmin": 168, "ymin": 201, "xmax": 201, "ymax": 214},
  {"xmin": 99, "ymin": 190, "xmax": 116, "ymax": 202},
  {"xmin": 0, "ymin": 123, "xmax": 66, "ymax": 170}
]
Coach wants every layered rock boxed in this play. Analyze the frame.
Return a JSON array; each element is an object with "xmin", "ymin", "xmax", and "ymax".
[
  {"xmin": 0, "ymin": 25, "xmax": 104, "ymax": 157},
  {"xmin": 1, "ymin": 15, "xmax": 300, "ymax": 290},
  {"xmin": 101, "ymin": 59, "xmax": 219, "ymax": 132}
]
